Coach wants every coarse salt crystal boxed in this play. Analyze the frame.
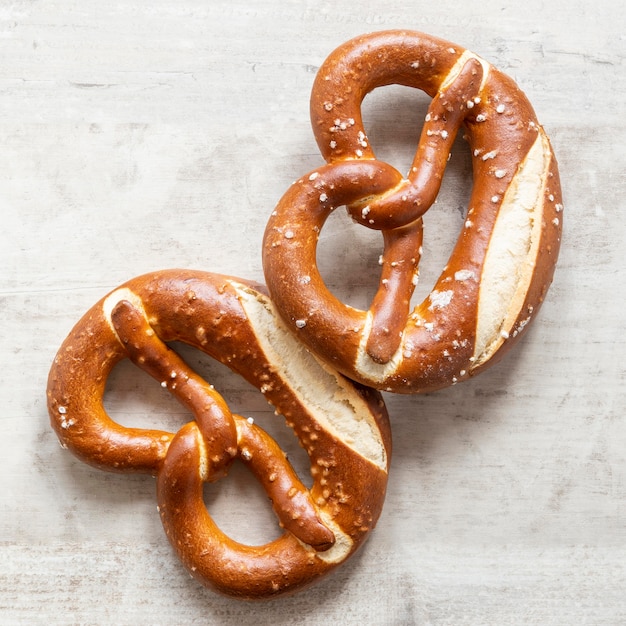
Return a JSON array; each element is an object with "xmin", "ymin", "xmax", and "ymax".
[
  {"xmin": 454, "ymin": 269, "xmax": 475, "ymax": 281},
  {"xmin": 428, "ymin": 290, "xmax": 453, "ymax": 310}
]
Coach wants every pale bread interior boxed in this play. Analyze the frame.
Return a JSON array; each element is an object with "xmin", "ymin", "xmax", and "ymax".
[
  {"xmin": 233, "ymin": 282, "xmax": 387, "ymax": 472},
  {"xmin": 472, "ymin": 131, "xmax": 549, "ymax": 367}
]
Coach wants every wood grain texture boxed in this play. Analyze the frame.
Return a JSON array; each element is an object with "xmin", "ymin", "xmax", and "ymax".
[{"xmin": 2, "ymin": 1, "xmax": 625, "ymax": 623}]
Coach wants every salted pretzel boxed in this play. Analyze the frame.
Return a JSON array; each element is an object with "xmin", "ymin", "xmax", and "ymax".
[
  {"xmin": 263, "ymin": 30, "xmax": 563, "ymax": 393},
  {"xmin": 47, "ymin": 270, "xmax": 391, "ymax": 599}
]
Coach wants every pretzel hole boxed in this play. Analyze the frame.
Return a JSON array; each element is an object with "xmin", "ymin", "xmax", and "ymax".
[
  {"xmin": 104, "ymin": 358, "xmax": 183, "ymax": 433},
  {"xmin": 202, "ymin": 459, "xmax": 284, "ymax": 546},
  {"xmin": 316, "ymin": 207, "xmax": 383, "ymax": 310},
  {"xmin": 361, "ymin": 84, "xmax": 429, "ymax": 177}
]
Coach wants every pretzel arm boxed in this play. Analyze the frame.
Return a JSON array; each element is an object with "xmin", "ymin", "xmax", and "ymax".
[
  {"xmin": 110, "ymin": 299, "xmax": 238, "ymax": 479},
  {"xmin": 233, "ymin": 414, "xmax": 335, "ymax": 551},
  {"xmin": 366, "ymin": 221, "xmax": 423, "ymax": 363}
]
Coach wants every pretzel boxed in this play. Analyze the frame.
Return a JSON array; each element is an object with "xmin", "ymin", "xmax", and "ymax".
[
  {"xmin": 263, "ymin": 30, "xmax": 563, "ymax": 393},
  {"xmin": 47, "ymin": 270, "xmax": 391, "ymax": 599}
]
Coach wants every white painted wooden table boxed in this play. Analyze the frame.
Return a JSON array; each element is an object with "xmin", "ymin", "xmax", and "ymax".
[{"xmin": 2, "ymin": 1, "xmax": 625, "ymax": 624}]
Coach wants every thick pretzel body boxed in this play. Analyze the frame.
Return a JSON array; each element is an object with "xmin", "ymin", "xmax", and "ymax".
[
  {"xmin": 263, "ymin": 31, "xmax": 563, "ymax": 393},
  {"xmin": 47, "ymin": 270, "xmax": 391, "ymax": 599}
]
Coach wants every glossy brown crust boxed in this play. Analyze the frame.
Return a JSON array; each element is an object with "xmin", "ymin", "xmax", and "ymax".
[
  {"xmin": 263, "ymin": 30, "xmax": 563, "ymax": 393},
  {"xmin": 47, "ymin": 269, "xmax": 391, "ymax": 599}
]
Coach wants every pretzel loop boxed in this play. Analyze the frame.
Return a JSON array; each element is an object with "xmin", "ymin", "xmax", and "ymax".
[
  {"xmin": 48, "ymin": 270, "xmax": 391, "ymax": 599},
  {"xmin": 264, "ymin": 30, "xmax": 563, "ymax": 393}
]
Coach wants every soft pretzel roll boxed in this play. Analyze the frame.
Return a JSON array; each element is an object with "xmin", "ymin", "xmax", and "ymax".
[
  {"xmin": 47, "ymin": 270, "xmax": 391, "ymax": 599},
  {"xmin": 263, "ymin": 30, "xmax": 563, "ymax": 393}
]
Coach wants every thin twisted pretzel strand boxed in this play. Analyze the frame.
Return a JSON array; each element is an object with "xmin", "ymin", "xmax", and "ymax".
[
  {"xmin": 47, "ymin": 270, "xmax": 391, "ymax": 599},
  {"xmin": 263, "ymin": 30, "xmax": 563, "ymax": 393}
]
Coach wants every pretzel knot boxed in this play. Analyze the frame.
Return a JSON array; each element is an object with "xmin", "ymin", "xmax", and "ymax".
[
  {"xmin": 47, "ymin": 271, "xmax": 391, "ymax": 599},
  {"xmin": 263, "ymin": 30, "xmax": 563, "ymax": 393}
]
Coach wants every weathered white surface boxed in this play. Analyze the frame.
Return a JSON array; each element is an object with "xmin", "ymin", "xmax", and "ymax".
[{"xmin": 2, "ymin": 1, "xmax": 625, "ymax": 624}]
